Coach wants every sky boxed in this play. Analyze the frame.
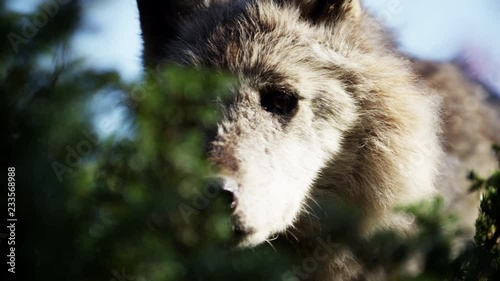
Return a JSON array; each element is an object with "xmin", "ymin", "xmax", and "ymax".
[{"xmin": 364, "ymin": 0, "xmax": 500, "ymax": 60}]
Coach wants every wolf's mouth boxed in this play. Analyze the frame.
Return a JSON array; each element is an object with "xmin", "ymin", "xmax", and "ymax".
[
  {"xmin": 232, "ymin": 223, "xmax": 247, "ymax": 236},
  {"xmin": 231, "ymin": 217, "xmax": 254, "ymax": 236},
  {"xmin": 230, "ymin": 218, "xmax": 258, "ymax": 247}
]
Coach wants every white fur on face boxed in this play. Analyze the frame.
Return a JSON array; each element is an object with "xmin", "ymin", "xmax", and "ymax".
[
  {"xmin": 233, "ymin": 135, "xmax": 333, "ymax": 247},
  {"xmin": 215, "ymin": 84, "xmax": 348, "ymax": 247}
]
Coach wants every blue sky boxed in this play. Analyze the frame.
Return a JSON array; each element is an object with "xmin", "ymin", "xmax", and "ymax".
[{"xmin": 364, "ymin": 0, "xmax": 500, "ymax": 61}]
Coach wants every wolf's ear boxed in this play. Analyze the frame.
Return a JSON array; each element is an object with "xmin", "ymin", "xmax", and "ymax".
[
  {"xmin": 136, "ymin": 0, "xmax": 202, "ymax": 66},
  {"xmin": 292, "ymin": 0, "xmax": 362, "ymax": 23}
]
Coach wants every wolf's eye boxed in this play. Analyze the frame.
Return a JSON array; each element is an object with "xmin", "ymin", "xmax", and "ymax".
[{"xmin": 260, "ymin": 88, "xmax": 299, "ymax": 116}]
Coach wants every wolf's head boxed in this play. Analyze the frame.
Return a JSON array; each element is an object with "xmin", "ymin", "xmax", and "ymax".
[{"xmin": 137, "ymin": 0, "xmax": 441, "ymax": 247}]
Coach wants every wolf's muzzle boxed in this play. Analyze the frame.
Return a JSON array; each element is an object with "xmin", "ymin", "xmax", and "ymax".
[{"xmin": 210, "ymin": 176, "xmax": 239, "ymax": 210}]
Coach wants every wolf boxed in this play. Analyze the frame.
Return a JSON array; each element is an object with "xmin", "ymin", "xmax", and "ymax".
[{"xmin": 135, "ymin": 0, "xmax": 500, "ymax": 279}]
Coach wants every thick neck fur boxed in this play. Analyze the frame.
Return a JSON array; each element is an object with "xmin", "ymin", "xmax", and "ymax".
[
  {"xmin": 281, "ymin": 16, "xmax": 443, "ymax": 281},
  {"xmin": 313, "ymin": 15, "xmax": 442, "ymax": 229}
]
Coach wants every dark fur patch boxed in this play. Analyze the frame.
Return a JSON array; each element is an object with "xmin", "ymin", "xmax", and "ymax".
[
  {"xmin": 209, "ymin": 143, "xmax": 239, "ymax": 173},
  {"xmin": 311, "ymin": 94, "xmax": 338, "ymax": 121}
]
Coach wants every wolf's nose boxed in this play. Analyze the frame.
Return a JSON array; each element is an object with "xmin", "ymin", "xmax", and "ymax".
[
  {"xmin": 220, "ymin": 189, "xmax": 237, "ymax": 210},
  {"xmin": 212, "ymin": 176, "xmax": 238, "ymax": 210}
]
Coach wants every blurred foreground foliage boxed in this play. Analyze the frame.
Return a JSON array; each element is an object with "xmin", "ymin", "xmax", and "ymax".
[
  {"xmin": 463, "ymin": 145, "xmax": 500, "ymax": 281},
  {"xmin": 3, "ymin": 1, "xmax": 499, "ymax": 280}
]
